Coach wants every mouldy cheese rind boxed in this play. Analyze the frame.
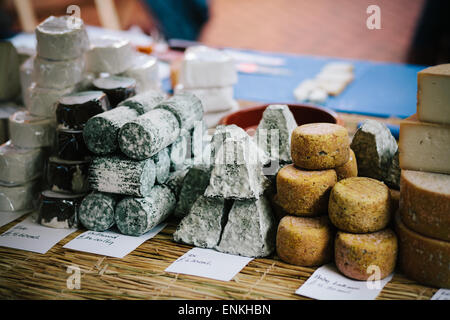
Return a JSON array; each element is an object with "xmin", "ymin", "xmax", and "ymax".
[
  {"xmin": 118, "ymin": 90, "xmax": 165, "ymax": 115},
  {"xmin": 79, "ymin": 191, "xmax": 118, "ymax": 232},
  {"xmin": 400, "ymin": 170, "xmax": 450, "ymax": 242}
]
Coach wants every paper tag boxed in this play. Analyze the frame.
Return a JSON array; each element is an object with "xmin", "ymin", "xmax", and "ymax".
[
  {"xmin": 0, "ymin": 210, "xmax": 31, "ymax": 228},
  {"xmin": 431, "ymin": 289, "xmax": 450, "ymax": 300},
  {"xmin": 165, "ymin": 247, "xmax": 253, "ymax": 282},
  {"xmin": 296, "ymin": 264, "xmax": 393, "ymax": 300},
  {"xmin": 0, "ymin": 216, "xmax": 76, "ymax": 254},
  {"xmin": 63, "ymin": 223, "xmax": 166, "ymax": 258}
]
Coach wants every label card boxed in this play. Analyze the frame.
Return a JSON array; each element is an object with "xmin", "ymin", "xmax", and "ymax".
[
  {"xmin": 63, "ymin": 223, "xmax": 166, "ymax": 258},
  {"xmin": 0, "ymin": 210, "xmax": 30, "ymax": 228},
  {"xmin": 431, "ymin": 289, "xmax": 450, "ymax": 300},
  {"xmin": 0, "ymin": 216, "xmax": 77, "ymax": 254},
  {"xmin": 296, "ymin": 264, "xmax": 393, "ymax": 300},
  {"xmin": 165, "ymin": 247, "xmax": 253, "ymax": 282}
]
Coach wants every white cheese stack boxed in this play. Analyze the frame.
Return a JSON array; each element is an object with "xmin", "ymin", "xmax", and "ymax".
[
  {"xmin": 25, "ymin": 82, "xmax": 76, "ymax": 118},
  {"xmin": 9, "ymin": 110, "xmax": 56, "ymax": 148},
  {"xmin": 86, "ymin": 36, "xmax": 134, "ymax": 75},
  {"xmin": 0, "ymin": 179, "xmax": 41, "ymax": 212},
  {"xmin": 178, "ymin": 45, "xmax": 238, "ymax": 127},
  {"xmin": 32, "ymin": 55, "xmax": 85, "ymax": 89},
  {"xmin": 122, "ymin": 53, "xmax": 160, "ymax": 93}
]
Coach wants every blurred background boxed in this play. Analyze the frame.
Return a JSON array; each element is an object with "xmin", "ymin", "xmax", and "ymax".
[{"xmin": 1, "ymin": 0, "xmax": 449, "ymax": 65}]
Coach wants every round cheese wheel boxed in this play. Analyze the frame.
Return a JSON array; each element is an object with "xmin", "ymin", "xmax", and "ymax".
[
  {"xmin": 335, "ymin": 148, "xmax": 358, "ymax": 181},
  {"xmin": 121, "ymin": 53, "xmax": 160, "ymax": 93},
  {"xmin": 395, "ymin": 212, "xmax": 450, "ymax": 288},
  {"xmin": 9, "ymin": 110, "xmax": 56, "ymax": 148},
  {"xmin": 276, "ymin": 215, "xmax": 334, "ymax": 267},
  {"xmin": 38, "ymin": 190, "xmax": 85, "ymax": 229},
  {"xmin": 329, "ymin": 177, "xmax": 391, "ymax": 233},
  {"xmin": 26, "ymin": 82, "xmax": 76, "ymax": 118},
  {"xmin": 275, "ymin": 164, "xmax": 337, "ymax": 216},
  {"xmin": 33, "ymin": 56, "xmax": 84, "ymax": 89},
  {"xmin": 400, "ymin": 170, "xmax": 450, "ymax": 242},
  {"xmin": 46, "ymin": 156, "xmax": 90, "ymax": 194},
  {"xmin": 92, "ymin": 75, "xmax": 136, "ymax": 108},
  {"xmin": 335, "ymin": 229, "xmax": 397, "ymax": 281},
  {"xmin": 79, "ymin": 192, "xmax": 117, "ymax": 232},
  {"xmin": 291, "ymin": 123, "xmax": 350, "ymax": 170}
]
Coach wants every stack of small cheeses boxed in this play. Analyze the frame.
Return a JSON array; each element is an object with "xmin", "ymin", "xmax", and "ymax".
[
  {"xmin": 174, "ymin": 45, "xmax": 239, "ymax": 128},
  {"xmin": 396, "ymin": 64, "xmax": 450, "ymax": 289}
]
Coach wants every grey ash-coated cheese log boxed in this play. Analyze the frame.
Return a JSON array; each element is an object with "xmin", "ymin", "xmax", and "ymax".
[
  {"xmin": 46, "ymin": 156, "xmax": 90, "ymax": 194},
  {"xmin": 118, "ymin": 108, "xmax": 181, "ymax": 160},
  {"xmin": 118, "ymin": 90, "xmax": 165, "ymax": 114},
  {"xmin": 152, "ymin": 148, "xmax": 171, "ymax": 184},
  {"xmin": 115, "ymin": 185, "xmax": 176, "ymax": 236},
  {"xmin": 79, "ymin": 191, "xmax": 118, "ymax": 232},
  {"xmin": 88, "ymin": 155, "xmax": 156, "ymax": 197},
  {"xmin": 56, "ymin": 91, "xmax": 110, "ymax": 130}
]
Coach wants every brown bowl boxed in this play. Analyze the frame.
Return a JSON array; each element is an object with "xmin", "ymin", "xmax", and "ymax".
[{"xmin": 220, "ymin": 103, "xmax": 342, "ymax": 133}]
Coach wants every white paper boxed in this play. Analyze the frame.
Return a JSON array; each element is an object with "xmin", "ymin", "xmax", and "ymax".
[
  {"xmin": 431, "ymin": 289, "xmax": 450, "ymax": 300},
  {"xmin": 296, "ymin": 264, "xmax": 393, "ymax": 300},
  {"xmin": 0, "ymin": 210, "xmax": 31, "ymax": 228},
  {"xmin": 0, "ymin": 216, "xmax": 76, "ymax": 254},
  {"xmin": 63, "ymin": 223, "xmax": 166, "ymax": 258},
  {"xmin": 165, "ymin": 247, "xmax": 253, "ymax": 282}
]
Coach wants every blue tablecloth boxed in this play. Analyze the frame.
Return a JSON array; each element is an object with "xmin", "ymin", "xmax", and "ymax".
[{"xmin": 227, "ymin": 50, "xmax": 425, "ymax": 119}]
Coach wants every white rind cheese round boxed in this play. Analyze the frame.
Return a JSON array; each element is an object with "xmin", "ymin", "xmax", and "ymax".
[
  {"xmin": 25, "ymin": 82, "xmax": 76, "ymax": 118},
  {"xmin": 0, "ymin": 179, "xmax": 41, "ymax": 212},
  {"xmin": 0, "ymin": 141, "xmax": 45, "ymax": 185},
  {"xmin": 9, "ymin": 110, "xmax": 56, "ymax": 148},
  {"xmin": 35, "ymin": 15, "xmax": 89, "ymax": 61},
  {"xmin": 86, "ymin": 36, "xmax": 134, "ymax": 75},
  {"xmin": 32, "ymin": 55, "xmax": 85, "ymax": 89},
  {"xmin": 122, "ymin": 53, "xmax": 160, "ymax": 93}
]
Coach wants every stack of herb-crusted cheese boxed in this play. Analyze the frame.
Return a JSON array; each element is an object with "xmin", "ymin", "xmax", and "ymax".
[
  {"xmin": 396, "ymin": 64, "xmax": 450, "ymax": 289},
  {"xmin": 78, "ymin": 91, "xmax": 205, "ymax": 236}
]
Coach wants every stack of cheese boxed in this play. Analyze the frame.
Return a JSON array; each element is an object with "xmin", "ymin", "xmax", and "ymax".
[
  {"xmin": 175, "ymin": 45, "xmax": 238, "ymax": 128},
  {"xmin": 77, "ymin": 92, "xmax": 205, "ymax": 236},
  {"xmin": 396, "ymin": 64, "xmax": 450, "ymax": 289}
]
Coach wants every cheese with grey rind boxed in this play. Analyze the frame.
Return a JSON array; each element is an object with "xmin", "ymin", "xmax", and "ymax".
[
  {"xmin": 155, "ymin": 92, "xmax": 203, "ymax": 131},
  {"xmin": 121, "ymin": 53, "xmax": 160, "ymax": 93},
  {"xmin": 0, "ymin": 140, "xmax": 45, "ymax": 185},
  {"xmin": 385, "ymin": 150, "xmax": 400, "ymax": 189},
  {"xmin": 191, "ymin": 120, "xmax": 209, "ymax": 161},
  {"xmin": 37, "ymin": 190, "xmax": 84, "ymax": 229},
  {"xmin": 9, "ymin": 110, "xmax": 56, "ymax": 148},
  {"xmin": 118, "ymin": 90, "xmax": 165, "ymax": 115},
  {"xmin": 79, "ymin": 191, "xmax": 117, "ymax": 232},
  {"xmin": 35, "ymin": 15, "xmax": 89, "ymax": 61},
  {"xmin": 174, "ymin": 164, "xmax": 211, "ymax": 218},
  {"xmin": 119, "ymin": 108, "xmax": 181, "ymax": 160},
  {"xmin": 152, "ymin": 147, "xmax": 171, "ymax": 184},
  {"xmin": 115, "ymin": 185, "xmax": 175, "ymax": 236},
  {"xmin": 164, "ymin": 169, "xmax": 189, "ymax": 199},
  {"xmin": 25, "ymin": 82, "xmax": 76, "ymax": 118},
  {"xmin": 85, "ymin": 36, "xmax": 134, "ymax": 75},
  {"xmin": 350, "ymin": 119, "xmax": 397, "ymax": 181},
  {"xmin": 0, "ymin": 179, "xmax": 41, "ymax": 212},
  {"xmin": 173, "ymin": 195, "xmax": 231, "ymax": 248},
  {"xmin": 89, "ymin": 155, "xmax": 156, "ymax": 197},
  {"xmin": 33, "ymin": 55, "xmax": 84, "ymax": 89},
  {"xmin": 216, "ymin": 195, "xmax": 276, "ymax": 258},
  {"xmin": 255, "ymin": 104, "xmax": 297, "ymax": 163},
  {"xmin": 169, "ymin": 128, "xmax": 192, "ymax": 172}
]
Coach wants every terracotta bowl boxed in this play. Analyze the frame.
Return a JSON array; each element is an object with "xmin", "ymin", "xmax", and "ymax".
[{"xmin": 220, "ymin": 103, "xmax": 342, "ymax": 133}]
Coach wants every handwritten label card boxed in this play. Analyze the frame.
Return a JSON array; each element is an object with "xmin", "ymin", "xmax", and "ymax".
[
  {"xmin": 63, "ymin": 223, "xmax": 166, "ymax": 258},
  {"xmin": 431, "ymin": 289, "xmax": 450, "ymax": 300},
  {"xmin": 165, "ymin": 247, "xmax": 253, "ymax": 281},
  {"xmin": 0, "ymin": 216, "xmax": 77, "ymax": 254},
  {"xmin": 296, "ymin": 264, "xmax": 393, "ymax": 300},
  {"xmin": 0, "ymin": 210, "xmax": 30, "ymax": 228}
]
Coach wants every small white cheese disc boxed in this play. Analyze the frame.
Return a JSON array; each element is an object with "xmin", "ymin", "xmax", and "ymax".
[
  {"xmin": 122, "ymin": 53, "xmax": 160, "ymax": 93},
  {"xmin": 174, "ymin": 84, "xmax": 238, "ymax": 113},
  {"xmin": 32, "ymin": 55, "xmax": 85, "ymax": 89},
  {"xmin": 0, "ymin": 179, "xmax": 41, "ymax": 212},
  {"xmin": 9, "ymin": 110, "xmax": 56, "ymax": 148},
  {"xmin": 25, "ymin": 82, "xmax": 76, "ymax": 118}
]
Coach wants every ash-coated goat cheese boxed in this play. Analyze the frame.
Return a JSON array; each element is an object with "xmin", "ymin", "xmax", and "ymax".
[
  {"xmin": 9, "ymin": 110, "xmax": 56, "ymax": 148},
  {"xmin": 115, "ymin": 185, "xmax": 176, "ymax": 236},
  {"xmin": 118, "ymin": 90, "xmax": 165, "ymax": 115},
  {"xmin": 78, "ymin": 191, "xmax": 118, "ymax": 232},
  {"xmin": 46, "ymin": 156, "xmax": 90, "ymax": 194},
  {"xmin": 152, "ymin": 147, "xmax": 171, "ymax": 184}
]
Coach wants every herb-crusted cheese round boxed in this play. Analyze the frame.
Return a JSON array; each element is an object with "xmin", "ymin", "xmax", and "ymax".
[
  {"xmin": 33, "ymin": 55, "xmax": 85, "ymax": 89},
  {"xmin": 38, "ymin": 190, "xmax": 85, "ymax": 229},
  {"xmin": 400, "ymin": 170, "xmax": 450, "ymax": 242},
  {"xmin": 276, "ymin": 215, "xmax": 334, "ymax": 267},
  {"xmin": 92, "ymin": 75, "xmax": 136, "ymax": 108},
  {"xmin": 291, "ymin": 123, "xmax": 350, "ymax": 170},
  {"xmin": 46, "ymin": 156, "xmax": 90, "ymax": 194},
  {"xmin": 395, "ymin": 212, "xmax": 450, "ymax": 288},
  {"xmin": 275, "ymin": 164, "xmax": 337, "ymax": 216},
  {"xmin": 9, "ymin": 110, "xmax": 56, "ymax": 148},
  {"xmin": 118, "ymin": 108, "xmax": 181, "ymax": 160},
  {"xmin": 0, "ymin": 179, "xmax": 41, "ymax": 212},
  {"xmin": 35, "ymin": 15, "xmax": 89, "ymax": 61},
  {"xmin": 25, "ymin": 83, "xmax": 75, "ymax": 118},
  {"xmin": 79, "ymin": 192, "xmax": 117, "ymax": 232},
  {"xmin": 335, "ymin": 148, "xmax": 358, "ymax": 181},
  {"xmin": 335, "ymin": 229, "xmax": 397, "ymax": 281},
  {"xmin": 329, "ymin": 177, "xmax": 391, "ymax": 233},
  {"xmin": 85, "ymin": 36, "xmax": 134, "ymax": 74},
  {"xmin": 115, "ymin": 185, "xmax": 176, "ymax": 236},
  {"xmin": 56, "ymin": 128, "xmax": 91, "ymax": 161}
]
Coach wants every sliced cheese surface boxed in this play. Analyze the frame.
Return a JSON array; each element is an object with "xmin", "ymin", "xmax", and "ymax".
[
  {"xmin": 417, "ymin": 64, "xmax": 450, "ymax": 125},
  {"xmin": 399, "ymin": 114, "xmax": 450, "ymax": 174}
]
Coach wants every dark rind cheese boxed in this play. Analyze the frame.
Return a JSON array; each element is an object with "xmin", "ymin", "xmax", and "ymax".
[
  {"xmin": 118, "ymin": 90, "xmax": 165, "ymax": 115},
  {"xmin": 115, "ymin": 185, "xmax": 176, "ymax": 236},
  {"xmin": 92, "ymin": 76, "xmax": 136, "ymax": 108},
  {"xmin": 88, "ymin": 155, "xmax": 156, "ymax": 196},
  {"xmin": 56, "ymin": 128, "xmax": 92, "ymax": 161},
  {"xmin": 163, "ymin": 169, "xmax": 189, "ymax": 199},
  {"xmin": 385, "ymin": 150, "xmax": 400, "ymax": 190},
  {"xmin": 37, "ymin": 190, "xmax": 85, "ymax": 229},
  {"xmin": 118, "ymin": 108, "xmax": 181, "ymax": 160},
  {"xmin": 83, "ymin": 106, "xmax": 140, "ymax": 155},
  {"xmin": 155, "ymin": 92, "xmax": 203, "ymax": 131},
  {"xmin": 152, "ymin": 148, "xmax": 171, "ymax": 184},
  {"xmin": 79, "ymin": 191, "xmax": 118, "ymax": 232},
  {"xmin": 56, "ymin": 91, "xmax": 110, "ymax": 130},
  {"xmin": 174, "ymin": 164, "xmax": 212, "ymax": 218},
  {"xmin": 46, "ymin": 156, "xmax": 90, "ymax": 194},
  {"xmin": 173, "ymin": 196, "xmax": 231, "ymax": 248}
]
